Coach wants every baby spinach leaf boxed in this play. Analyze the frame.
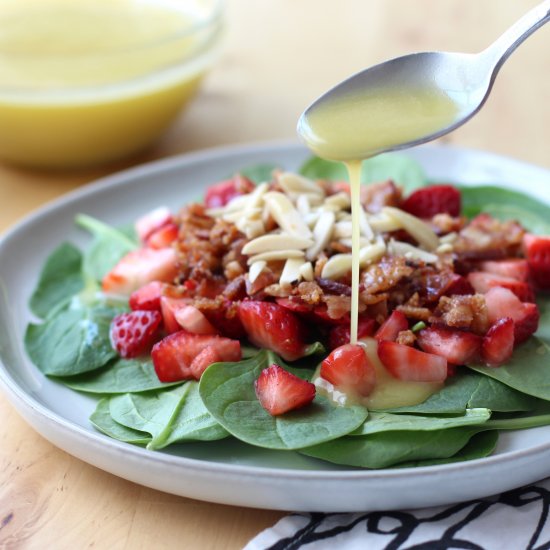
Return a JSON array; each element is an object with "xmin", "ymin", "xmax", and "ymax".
[
  {"xmin": 109, "ymin": 383, "xmax": 228, "ymax": 450},
  {"xmin": 385, "ymin": 371, "xmax": 536, "ymax": 415},
  {"xmin": 238, "ymin": 163, "xmax": 279, "ymax": 184},
  {"xmin": 199, "ymin": 350, "xmax": 368, "ymax": 450},
  {"xmin": 349, "ymin": 408, "xmax": 491, "ymax": 436},
  {"xmin": 468, "ymin": 338, "xmax": 550, "ymax": 401},
  {"xmin": 25, "ymin": 301, "xmax": 121, "ymax": 376},
  {"xmin": 61, "ymin": 358, "xmax": 179, "ymax": 394},
  {"xmin": 90, "ymin": 398, "xmax": 151, "ymax": 445},
  {"xmin": 537, "ymin": 294, "xmax": 550, "ymax": 346},
  {"xmin": 76, "ymin": 214, "xmax": 138, "ymax": 283},
  {"xmin": 29, "ymin": 242, "xmax": 84, "ymax": 319}
]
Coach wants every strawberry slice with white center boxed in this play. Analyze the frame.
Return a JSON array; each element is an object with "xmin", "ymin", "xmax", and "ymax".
[
  {"xmin": 204, "ymin": 175, "xmax": 255, "ymax": 208},
  {"xmin": 160, "ymin": 296, "xmax": 190, "ymax": 334},
  {"xmin": 110, "ymin": 310, "xmax": 163, "ymax": 358},
  {"xmin": 320, "ymin": 344, "xmax": 376, "ymax": 397},
  {"xmin": 129, "ymin": 281, "xmax": 165, "ymax": 311},
  {"xmin": 467, "ymin": 271, "xmax": 534, "ymax": 302},
  {"xmin": 254, "ymin": 364, "xmax": 316, "ymax": 416},
  {"xmin": 152, "ymin": 331, "xmax": 241, "ymax": 382},
  {"xmin": 238, "ymin": 301, "xmax": 308, "ymax": 361},
  {"xmin": 417, "ymin": 326, "xmax": 482, "ymax": 365},
  {"xmin": 484, "ymin": 286, "xmax": 539, "ymax": 344},
  {"xmin": 146, "ymin": 222, "xmax": 179, "ymax": 249},
  {"xmin": 523, "ymin": 234, "xmax": 550, "ymax": 289},
  {"xmin": 374, "ymin": 310, "xmax": 409, "ymax": 342},
  {"xmin": 175, "ymin": 305, "xmax": 218, "ymax": 335},
  {"xmin": 479, "ymin": 259, "xmax": 529, "ymax": 282},
  {"xmin": 378, "ymin": 341, "xmax": 448, "ymax": 382},
  {"xmin": 328, "ymin": 317, "xmax": 376, "ymax": 350},
  {"xmin": 102, "ymin": 248, "xmax": 177, "ymax": 295},
  {"xmin": 482, "ymin": 317, "xmax": 515, "ymax": 367},
  {"xmin": 135, "ymin": 206, "xmax": 173, "ymax": 243},
  {"xmin": 401, "ymin": 184, "xmax": 461, "ymax": 218}
]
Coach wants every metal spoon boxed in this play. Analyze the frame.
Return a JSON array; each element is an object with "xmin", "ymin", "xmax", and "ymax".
[{"xmin": 297, "ymin": 0, "xmax": 550, "ymax": 158}]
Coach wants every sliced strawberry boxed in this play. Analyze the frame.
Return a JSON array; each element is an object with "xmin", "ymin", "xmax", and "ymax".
[
  {"xmin": 129, "ymin": 281, "xmax": 165, "ymax": 311},
  {"xmin": 135, "ymin": 207, "xmax": 173, "ymax": 242},
  {"xmin": 146, "ymin": 222, "xmax": 179, "ymax": 249},
  {"xmin": 275, "ymin": 298, "xmax": 312, "ymax": 314},
  {"xmin": 442, "ymin": 274, "xmax": 475, "ymax": 296},
  {"xmin": 175, "ymin": 305, "xmax": 218, "ymax": 335},
  {"xmin": 375, "ymin": 310, "xmax": 409, "ymax": 342},
  {"xmin": 523, "ymin": 234, "xmax": 550, "ymax": 289},
  {"xmin": 320, "ymin": 344, "xmax": 376, "ymax": 397},
  {"xmin": 467, "ymin": 271, "xmax": 534, "ymax": 302},
  {"xmin": 238, "ymin": 301, "xmax": 308, "ymax": 361},
  {"xmin": 152, "ymin": 331, "xmax": 241, "ymax": 382},
  {"xmin": 110, "ymin": 310, "xmax": 162, "ymax": 358},
  {"xmin": 204, "ymin": 175, "xmax": 255, "ymax": 208},
  {"xmin": 378, "ymin": 341, "xmax": 448, "ymax": 382},
  {"xmin": 102, "ymin": 248, "xmax": 177, "ymax": 295},
  {"xmin": 402, "ymin": 185, "xmax": 461, "ymax": 218},
  {"xmin": 160, "ymin": 296, "xmax": 190, "ymax": 334},
  {"xmin": 417, "ymin": 326, "xmax": 481, "ymax": 365},
  {"xmin": 482, "ymin": 317, "xmax": 515, "ymax": 367},
  {"xmin": 479, "ymin": 259, "xmax": 529, "ymax": 282},
  {"xmin": 199, "ymin": 300, "xmax": 247, "ymax": 339},
  {"xmin": 484, "ymin": 286, "xmax": 539, "ymax": 344},
  {"xmin": 254, "ymin": 364, "xmax": 316, "ymax": 416},
  {"xmin": 328, "ymin": 317, "xmax": 377, "ymax": 350}
]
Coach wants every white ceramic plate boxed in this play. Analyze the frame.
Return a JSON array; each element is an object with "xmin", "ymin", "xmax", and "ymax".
[{"xmin": 2, "ymin": 142, "xmax": 550, "ymax": 513}]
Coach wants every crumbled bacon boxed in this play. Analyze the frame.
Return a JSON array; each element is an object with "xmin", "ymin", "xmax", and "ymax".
[
  {"xmin": 431, "ymin": 294, "xmax": 489, "ymax": 335},
  {"xmin": 361, "ymin": 180, "xmax": 402, "ymax": 213},
  {"xmin": 323, "ymin": 295, "xmax": 352, "ymax": 320},
  {"xmin": 430, "ymin": 214, "xmax": 466, "ymax": 235},
  {"xmin": 396, "ymin": 329, "xmax": 416, "ymax": 346},
  {"xmin": 296, "ymin": 281, "xmax": 324, "ymax": 305},
  {"xmin": 362, "ymin": 256, "xmax": 414, "ymax": 294}
]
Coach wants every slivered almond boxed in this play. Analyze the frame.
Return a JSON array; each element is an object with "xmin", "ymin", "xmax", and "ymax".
[
  {"xmin": 306, "ymin": 211, "xmax": 335, "ymax": 261},
  {"xmin": 340, "ymin": 237, "xmax": 372, "ymax": 249},
  {"xmin": 224, "ymin": 207, "xmax": 262, "ymax": 224},
  {"xmin": 321, "ymin": 254, "xmax": 352, "ymax": 279},
  {"xmin": 324, "ymin": 192, "xmax": 351, "ymax": 210},
  {"xmin": 244, "ymin": 182, "xmax": 269, "ymax": 212},
  {"xmin": 334, "ymin": 220, "xmax": 352, "ymax": 238},
  {"xmin": 439, "ymin": 232, "xmax": 458, "ymax": 244},
  {"xmin": 359, "ymin": 207, "xmax": 375, "ymax": 240},
  {"xmin": 249, "ymin": 261, "xmax": 266, "ymax": 283},
  {"xmin": 367, "ymin": 212, "xmax": 402, "ymax": 232},
  {"xmin": 382, "ymin": 207, "xmax": 439, "ymax": 251},
  {"xmin": 299, "ymin": 262, "xmax": 314, "ymax": 281},
  {"xmin": 360, "ymin": 242, "xmax": 386, "ymax": 264},
  {"xmin": 388, "ymin": 240, "xmax": 438, "ymax": 263},
  {"xmin": 247, "ymin": 250, "xmax": 305, "ymax": 265},
  {"xmin": 242, "ymin": 234, "xmax": 313, "ymax": 255},
  {"xmin": 279, "ymin": 258, "xmax": 305, "ymax": 287},
  {"xmin": 296, "ymin": 194, "xmax": 310, "ymax": 216},
  {"xmin": 278, "ymin": 172, "xmax": 325, "ymax": 198},
  {"xmin": 263, "ymin": 192, "xmax": 313, "ymax": 238},
  {"xmin": 244, "ymin": 219, "xmax": 266, "ymax": 240},
  {"xmin": 436, "ymin": 243, "xmax": 454, "ymax": 254}
]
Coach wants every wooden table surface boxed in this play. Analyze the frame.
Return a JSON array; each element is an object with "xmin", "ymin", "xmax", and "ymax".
[{"xmin": 1, "ymin": 1, "xmax": 548, "ymax": 548}]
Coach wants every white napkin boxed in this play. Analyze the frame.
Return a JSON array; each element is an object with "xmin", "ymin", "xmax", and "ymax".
[{"xmin": 245, "ymin": 478, "xmax": 550, "ymax": 549}]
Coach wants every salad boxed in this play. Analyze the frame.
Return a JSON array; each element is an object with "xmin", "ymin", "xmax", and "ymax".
[{"xmin": 24, "ymin": 154, "xmax": 550, "ymax": 468}]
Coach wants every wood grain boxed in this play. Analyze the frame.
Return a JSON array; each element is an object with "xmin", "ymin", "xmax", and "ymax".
[{"xmin": 1, "ymin": 0, "xmax": 548, "ymax": 548}]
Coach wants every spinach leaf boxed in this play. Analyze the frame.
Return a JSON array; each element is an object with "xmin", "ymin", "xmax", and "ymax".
[
  {"xmin": 537, "ymin": 294, "xmax": 550, "ymax": 346},
  {"xmin": 199, "ymin": 350, "xmax": 368, "ymax": 450},
  {"xmin": 29, "ymin": 242, "xmax": 84, "ymax": 319},
  {"xmin": 299, "ymin": 153, "xmax": 427, "ymax": 192},
  {"xmin": 76, "ymin": 214, "xmax": 138, "ymax": 283},
  {"xmin": 238, "ymin": 163, "xmax": 279, "ymax": 184},
  {"xmin": 90, "ymin": 398, "xmax": 151, "ymax": 445},
  {"xmin": 25, "ymin": 299, "xmax": 122, "ymax": 376},
  {"xmin": 468, "ymin": 338, "xmax": 550, "ymax": 401},
  {"xmin": 109, "ymin": 383, "xmax": 228, "ymax": 450},
  {"xmin": 61, "ymin": 358, "xmax": 179, "ymax": 394},
  {"xmin": 350, "ymin": 408, "xmax": 491, "ymax": 436},
  {"xmin": 385, "ymin": 371, "xmax": 536, "ymax": 414}
]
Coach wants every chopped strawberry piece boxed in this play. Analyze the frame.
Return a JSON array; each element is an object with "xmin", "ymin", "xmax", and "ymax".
[
  {"xmin": 129, "ymin": 281, "xmax": 165, "ymax": 311},
  {"xmin": 402, "ymin": 185, "xmax": 461, "ymax": 218},
  {"xmin": 110, "ymin": 310, "xmax": 162, "ymax": 358},
  {"xmin": 375, "ymin": 310, "xmax": 409, "ymax": 342},
  {"xmin": 378, "ymin": 341, "xmax": 448, "ymax": 382},
  {"xmin": 199, "ymin": 300, "xmax": 247, "ymax": 339},
  {"xmin": 467, "ymin": 272, "xmax": 535, "ymax": 302},
  {"xmin": 328, "ymin": 318, "xmax": 377, "ymax": 350},
  {"xmin": 275, "ymin": 298, "xmax": 312, "ymax": 314},
  {"xmin": 484, "ymin": 286, "xmax": 539, "ymax": 344},
  {"xmin": 480, "ymin": 259, "xmax": 529, "ymax": 282},
  {"xmin": 254, "ymin": 364, "xmax": 315, "ymax": 416},
  {"xmin": 482, "ymin": 317, "xmax": 515, "ymax": 366},
  {"xmin": 523, "ymin": 234, "xmax": 550, "ymax": 289},
  {"xmin": 238, "ymin": 301, "xmax": 308, "ymax": 361},
  {"xmin": 417, "ymin": 326, "xmax": 481, "ymax": 365},
  {"xmin": 135, "ymin": 207, "xmax": 173, "ymax": 242},
  {"xmin": 152, "ymin": 331, "xmax": 241, "ymax": 382},
  {"xmin": 204, "ymin": 175, "xmax": 255, "ymax": 208},
  {"xmin": 441, "ymin": 273, "xmax": 475, "ymax": 297},
  {"xmin": 320, "ymin": 344, "xmax": 376, "ymax": 397},
  {"xmin": 102, "ymin": 248, "xmax": 177, "ymax": 295},
  {"xmin": 175, "ymin": 305, "xmax": 218, "ymax": 335},
  {"xmin": 160, "ymin": 296, "xmax": 190, "ymax": 334},
  {"xmin": 146, "ymin": 223, "xmax": 179, "ymax": 249}
]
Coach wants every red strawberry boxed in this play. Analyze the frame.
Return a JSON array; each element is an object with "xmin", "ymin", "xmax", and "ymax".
[
  {"xmin": 102, "ymin": 248, "xmax": 177, "ymax": 295},
  {"xmin": 152, "ymin": 331, "xmax": 241, "ymax": 382},
  {"xmin": 375, "ymin": 310, "xmax": 409, "ymax": 342},
  {"xmin": 327, "ymin": 317, "xmax": 377, "ymax": 350},
  {"xmin": 378, "ymin": 341, "xmax": 448, "ymax": 382},
  {"xmin": 402, "ymin": 185, "xmax": 461, "ymax": 218},
  {"xmin": 175, "ymin": 305, "xmax": 218, "ymax": 335},
  {"xmin": 254, "ymin": 364, "xmax": 316, "ymax": 416},
  {"xmin": 135, "ymin": 207, "xmax": 173, "ymax": 242},
  {"xmin": 199, "ymin": 300, "xmax": 247, "ymax": 339},
  {"xmin": 160, "ymin": 296, "xmax": 190, "ymax": 334},
  {"xmin": 275, "ymin": 298, "xmax": 312, "ymax": 314},
  {"xmin": 238, "ymin": 301, "xmax": 308, "ymax": 361},
  {"xmin": 479, "ymin": 259, "xmax": 529, "ymax": 282},
  {"xmin": 204, "ymin": 175, "xmax": 255, "ymax": 208},
  {"xmin": 417, "ymin": 326, "xmax": 482, "ymax": 365},
  {"xmin": 523, "ymin": 234, "xmax": 550, "ymax": 289},
  {"xmin": 484, "ymin": 286, "xmax": 539, "ymax": 344},
  {"xmin": 442, "ymin": 274, "xmax": 475, "ymax": 297},
  {"xmin": 110, "ymin": 310, "xmax": 162, "ymax": 358},
  {"xmin": 320, "ymin": 344, "xmax": 377, "ymax": 397},
  {"xmin": 482, "ymin": 317, "xmax": 515, "ymax": 367},
  {"xmin": 146, "ymin": 223, "xmax": 179, "ymax": 249},
  {"xmin": 467, "ymin": 271, "xmax": 534, "ymax": 302},
  {"xmin": 129, "ymin": 281, "xmax": 165, "ymax": 311}
]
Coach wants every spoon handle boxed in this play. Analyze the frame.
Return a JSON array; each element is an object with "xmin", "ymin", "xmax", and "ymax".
[{"xmin": 483, "ymin": 0, "xmax": 550, "ymax": 72}]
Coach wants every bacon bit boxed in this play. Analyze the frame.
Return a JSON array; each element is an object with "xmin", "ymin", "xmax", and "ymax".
[
  {"xmin": 396, "ymin": 304, "xmax": 432, "ymax": 322},
  {"xmin": 323, "ymin": 295, "xmax": 352, "ymax": 320},
  {"xmin": 430, "ymin": 214, "xmax": 466, "ymax": 234},
  {"xmin": 296, "ymin": 281, "xmax": 324, "ymax": 305},
  {"xmin": 362, "ymin": 256, "xmax": 414, "ymax": 294},
  {"xmin": 224, "ymin": 261, "xmax": 245, "ymax": 281},
  {"xmin": 246, "ymin": 269, "xmax": 277, "ymax": 295},
  {"xmin": 314, "ymin": 253, "xmax": 329, "ymax": 278},
  {"xmin": 263, "ymin": 284, "xmax": 290, "ymax": 298},
  {"xmin": 223, "ymin": 275, "xmax": 247, "ymax": 300},
  {"xmin": 396, "ymin": 330, "xmax": 417, "ymax": 346},
  {"xmin": 361, "ymin": 180, "xmax": 402, "ymax": 213},
  {"xmin": 316, "ymin": 278, "xmax": 352, "ymax": 296},
  {"xmin": 431, "ymin": 294, "xmax": 489, "ymax": 335}
]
